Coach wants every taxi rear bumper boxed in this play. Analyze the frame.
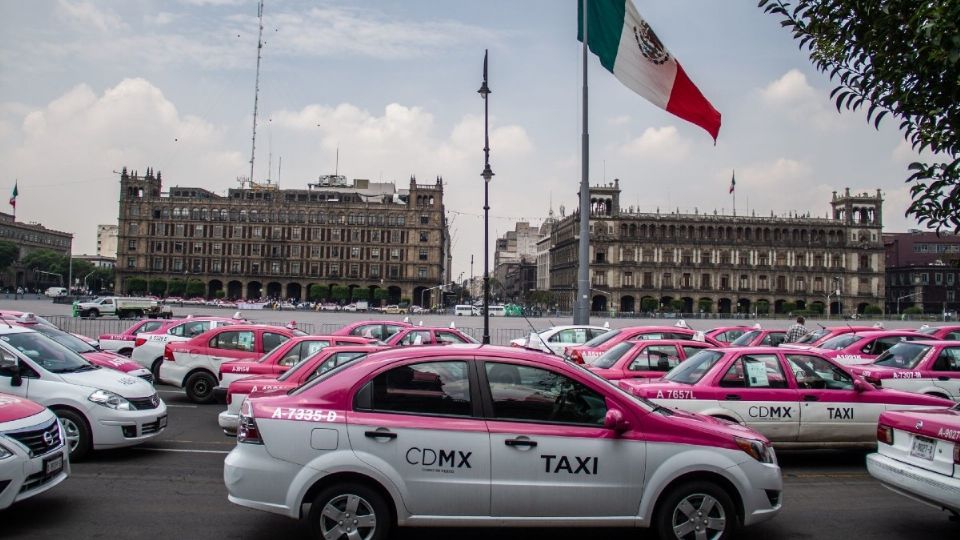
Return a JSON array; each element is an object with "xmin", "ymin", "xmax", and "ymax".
[
  {"xmin": 225, "ymin": 443, "xmax": 303, "ymax": 518},
  {"xmin": 867, "ymin": 452, "xmax": 960, "ymax": 514}
]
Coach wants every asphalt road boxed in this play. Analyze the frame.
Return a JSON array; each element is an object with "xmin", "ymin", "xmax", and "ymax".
[{"xmin": 4, "ymin": 384, "xmax": 957, "ymax": 539}]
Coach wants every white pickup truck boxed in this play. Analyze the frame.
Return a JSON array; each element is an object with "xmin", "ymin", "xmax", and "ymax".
[{"xmin": 76, "ymin": 297, "xmax": 172, "ymax": 319}]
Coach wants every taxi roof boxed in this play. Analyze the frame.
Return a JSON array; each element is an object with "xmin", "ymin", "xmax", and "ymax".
[
  {"xmin": 352, "ymin": 343, "xmax": 567, "ymax": 371},
  {"xmin": 827, "ymin": 329, "xmax": 925, "ymax": 339},
  {"xmin": 908, "ymin": 339, "xmax": 960, "ymax": 346},
  {"xmin": 624, "ymin": 338, "xmax": 713, "ymax": 346}
]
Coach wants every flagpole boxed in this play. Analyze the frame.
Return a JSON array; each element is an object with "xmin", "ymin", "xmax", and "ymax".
[{"xmin": 574, "ymin": 0, "xmax": 591, "ymax": 325}]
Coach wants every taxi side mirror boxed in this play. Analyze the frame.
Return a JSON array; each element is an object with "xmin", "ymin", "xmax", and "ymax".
[
  {"xmin": 853, "ymin": 378, "xmax": 869, "ymax": 393},
  {"xmin": 0, "ymin": 351, "xmax": 22, "ymax": 387},
  {"xmin": 604, "ymin": 408, "xmax": 630, "ymax": 434}
]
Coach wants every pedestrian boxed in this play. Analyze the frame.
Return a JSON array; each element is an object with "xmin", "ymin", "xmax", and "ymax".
[{"xmin": 785, "ymin": 316, "xmax": 808, "ymax": 343}]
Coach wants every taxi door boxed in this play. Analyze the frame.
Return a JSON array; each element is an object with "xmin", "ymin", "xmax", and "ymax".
[
  {"xmin": 482, "ymin": 361, "xmax": 644, "ymax": 518},
  {"xmin": 785, "ymin": 353, "xmax": 883, "ymax": 443},
  {"xmin": 194, "ymin": 329, "xmax": 257, "ymax": 370},
  {"xmin": 930, "ymin": 345, "xmax": 960, "ymax": 398},
  {"xmin": 709, "ymin": 353, "xmax": 799, "ymax": 442},
  {"xmin": 348, "ymin": 360, "xmax": 490, "ymax": 517}
]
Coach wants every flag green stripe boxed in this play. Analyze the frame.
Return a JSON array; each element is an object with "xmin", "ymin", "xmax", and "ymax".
[{"xmin": 577, "ymin": 0, "xmax": 626, "ymax": 73}]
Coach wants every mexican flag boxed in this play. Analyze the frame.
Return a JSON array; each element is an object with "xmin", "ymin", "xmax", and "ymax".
[
  {"xmin": 577, "ymin": 0, "xmax": 721, "ymax": 141},
  {"xmin": 9, "ymin": 181, "xmax": 17, "ymax": 208}
]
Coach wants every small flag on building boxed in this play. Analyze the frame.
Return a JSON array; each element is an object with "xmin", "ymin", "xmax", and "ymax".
[
  {"xmin": 578, "ymin": 0, "xmax": 722, "ymax": 141},
  {"xmin": 9, "ymin": 181, "xmax": 17, "ymax": 208},
  {"xmin": 729, "ymin": 171, "xmax": 736, "ymax": 194}
]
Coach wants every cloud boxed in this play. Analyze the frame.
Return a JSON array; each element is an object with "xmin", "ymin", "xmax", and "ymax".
[
  {"xmin": 144, "ymin": 12, "xmax": 177, "ymax": 26},
  {"xmin": 759, "ymin": 69, "xmax": 847, "ymax": 130},
  {"xmin": 55, "ymin": 0, "xmax": 127, "ymax": 33},
  {"xmin": 617, "ymin": 126, "xmax": 691, "ymax": 161}
]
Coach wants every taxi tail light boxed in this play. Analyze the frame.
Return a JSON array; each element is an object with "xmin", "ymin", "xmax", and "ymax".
[
  {"xmin": 163, "ymin": 344, "xmax": 174, "ymax": 361},
  {"xmin": 954, "ymin": 443, "xmax": 960, "ymax": 465},
  {"xmin": 237, "ymin": 401, "xmax": 262, "ymax": 445},
  {"xmin": 877, "ymin": 424, "xmax": 894, "ymax": 445},
  {"xmin": 570, "ymin": 350, "xmax": 584, "ymax": 364},
  {"xmin": 134, "ymin": 337, "xmax": 146, "ymax": 348},
  {"xmin": 225, "ymin": 392, "xmax": 232, "ymax": 405}
]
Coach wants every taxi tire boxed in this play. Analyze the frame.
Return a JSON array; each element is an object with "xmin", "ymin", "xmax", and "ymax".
[
  {"xmin": 54, "ymin": 409, "xmax": 91, "ymax": 462},
  {"xmin": 185, "ymin": 371, "xmax": 217, "ymax": 404},
  {"xmin": 308, "ymin": 482, "xmax": 390, "ymax": 540},
  {"xmin": 151, "ymin": 358, "xmax": 164, "ymax": 381},
  {"xmin": 654, "ymin": 480, "xmax": 739, "ymax": 540}
]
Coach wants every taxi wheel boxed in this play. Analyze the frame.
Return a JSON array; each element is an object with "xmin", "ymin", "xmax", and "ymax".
[
  {"xmin": 308, "ymin": 483, "xmax": 390, "ymax": 540},
  {"xmin": 55, "ymin": 409, "xmax": 91, "ymax": 461},
  {"xmin": 655, "ymin": 480, "xmax": 739, "ymax": 540},
  {"xmin": 151, "ymin": 359, "xmax": 164, "ymax": 381},
  {"xmin": 185, "ymin": 372, "xmax": 217, "ymax": 404}
]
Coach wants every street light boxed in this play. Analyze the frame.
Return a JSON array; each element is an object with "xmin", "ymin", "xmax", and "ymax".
[
  {"xmin": 478, "ymin": 49, "xmax": 493, "ymax": 345},
  {"xmin": 896, "ymin": 292, "xmax": 922, "ymax": 315}
]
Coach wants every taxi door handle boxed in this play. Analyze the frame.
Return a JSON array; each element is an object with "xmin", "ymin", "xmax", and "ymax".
[
  {"xmin": 937, "ymin": 376, "xmax": 949, "ymax": 381},
  {"xmin": 803, "ymin": 395, "xmax": 819, "ymax": 402},
  {"xmin": 504, "ymin": 439, "xmax": 537, "ymax": 448},
  {"xmin": 364, "ymin": 430, "xmax": 397, "ymax": 439},
  {"xmin": 724, "ymin": 394, "xmax": 741, "ymax": 401}
]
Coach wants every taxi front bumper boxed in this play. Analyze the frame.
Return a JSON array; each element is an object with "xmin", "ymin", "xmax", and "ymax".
[
  {"xmin": 91, "ymin": 403, "xmax": 168, "ymax": 449},
  {"xmin": 0, "ymin": 442, "xmax": 70, "ymax": 510},
  {"xmin": 731, "ymin": 455, "xmax": 783, "ymax": 526},
  {"xmin": 867, "ymin": 452, "xmax": 960, "ymax": 514}
]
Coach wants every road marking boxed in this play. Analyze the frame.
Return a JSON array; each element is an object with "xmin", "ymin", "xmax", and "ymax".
[
  {"xmin": 164, "ymin": 404, "xmax": 198, "ymax": 408},
  {"xmin": 134, "ymin": 447, "xmax": 230, "ymax": 455},
  {"xmin": 157, "ymin": 390, "xmax": 185, "ymax": 395}
]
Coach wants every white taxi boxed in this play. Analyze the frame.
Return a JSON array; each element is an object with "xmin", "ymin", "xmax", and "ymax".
[
  {"xmin": 509, "ymin": 324, "xmax": 611, "ymax": 355},
  {"xmin": 131, "ymin": 315, "xmax": 241, "ymax": 380},
  {"xmin": 225, "ymin": 345, "xmax": 782, "ymax": 538},
  {"xmin": 0, "ymin": 393, "xmax": 70, "ymax": 509},
  {"xmin": 0, "ymin": 326, "xmax": 167, "ymax": 460}
]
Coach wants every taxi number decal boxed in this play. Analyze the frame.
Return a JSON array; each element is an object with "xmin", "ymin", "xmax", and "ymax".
[
  {"xmin": 827, "ymin": 407, "xmax": 853, "ymax": 420},
  {"xmin": 269, "ymin": 407, "xmax": 338, "ymax": 422},
  {"xmin": 231, "ymin": 366, "xmax": 251, "ymax": 373},
  {"xmin": 656, "ymin": 390, "xmax": 695, "ymax": 399},
  {"xmin": 834, "ymin": 355, "xmax": 863, "ymax": 362},
  {"xmin": 148, "ymin": 336, "xmax": 167, "ymax": 341},
  {"xmin": 892, "ymin": 371, "xmax": 921, "ymax": 379},
  {"xmin": 748, "ymin": 406, "xmax": 793, "ymax": 419},
  {"xmin": 250, "ymin": 385, "xmax": 284, "ymax": 392},
  {"xmin": 541, "ymin": 455, "xmax": 598, "ymax": 475},
  {"xmin": 938, "ymin": 428, "xmax": 960, "ymax": 441}
]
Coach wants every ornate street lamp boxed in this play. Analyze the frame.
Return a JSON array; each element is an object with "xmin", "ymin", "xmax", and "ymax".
[{"xmin": 478, "ymin": 50, "xmax": 494, "ymax": 345}]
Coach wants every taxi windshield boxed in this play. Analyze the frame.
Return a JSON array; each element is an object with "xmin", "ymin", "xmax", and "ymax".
[
  {"xmin": 872, "ymin": 342, "xmax": 932, "ymax": 369},
  {"xmin": 1, "ymin": 331, "xmax": 94, "ymax": 373},
  {"xmin": 730, "ymin": 331, "xmax": 760, "ymax": 346},
  {"xmin": 28, "ymin": 325, "xmax": 98, "ymax": 354},
  {"xmin": 796, "ymin": 329, "xmax": 828, "ymax": 344},
  {"xmin": 588, "ymin": 342, "xmax": 634, "ymax": 368},
  {"xmin": 664, "ymin": 350, "xmax": 724, "ymax": 384},
  {"xmin": 277, "ymin": 349, "xmax": 330, "ymax": 381},
  {"xmin": 818, "ymin": 334, "xmax": 861, "ymax": 350},
  {"xmin": 582, "ymin": 329, "xmax": 621, "ymax": 348}
]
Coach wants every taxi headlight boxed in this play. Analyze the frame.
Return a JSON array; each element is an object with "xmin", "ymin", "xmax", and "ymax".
[
  {"xmin": 0, "ymin": 441, "xmax": 13, "ymax": 459},
  {"xmin": 88, "ymin": 389, "xmax": 133, "ymax": 411},
  {"xmin": 735, "ymin": 437, "xmax": 775, "ymax": 464}
]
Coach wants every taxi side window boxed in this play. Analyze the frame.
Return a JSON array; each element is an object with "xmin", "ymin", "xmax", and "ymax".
[
  {"xmin": 947, "ymin": 332, "xmax": 960, "ymax": 341},
  {"xmin": 787, "ymin": 355, "xmax": 853, "ymax": 390},
  {"xmin": 142, "ymin": 321, "xmax": 164, "ymax": 333},
  {"xmin": 261, "ymin": 332, "xmax": 288, "ymax": 353},
  {"xmin": 484, "ymin": 363, "xmax": 607, "ymax": 426},
  {"xmin": 306, "ymin": 352, "xmax": 367, "ymax": 384},
  {"xmin": 399, "ymin": 330, "xmax": 432, "ymax": 346},
  {"xmin": 932, "ymin": 347, "xmax": 960, "ymax": 371},
  {"xmin": 587, "ymin": 329, "xmax": 608, "ymax": 340},
  {"xmin": 764, "ymin": 333, "xmax": 787, "ymax": 347},
  {"xmin": 210, "ymin": 331, "xmax": 255, "ymax": 352},
  {"xmin": 864, "ymin": 337, "xmax": 903, "ymax": 355},
  {"xmin": 720, "ymin": 355, "xmax": 787, "ymax": 388},
  {"xmin": 183, "ymin": 321, "xmax": 210, "ymax": 338},
  {"xmin": 360, "ymin": 361, "xmax": 471, "ymax": 417},
  {"xmin": 352, "ymin": 325, "xmax": 382, "ymax": 339},
  {"xmin": 682, "ymin": 345, "xmax": 707, "ymax": 357},
  {"xmin": 436, "ymin": 331, "xmax": 468, "ymax": 344},
  {"xmin": 628, "ymin": 345, "xmax": 680, "ymax": 372}
]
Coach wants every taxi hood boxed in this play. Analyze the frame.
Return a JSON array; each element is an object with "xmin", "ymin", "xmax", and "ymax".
[
  {"xmin": 0, "ymin": 394, "xmax": 47, "ymax": 423},
  {"xmin": 81, "ymin": 351, "xmax": 143, "ymax": 373},
  {"xmin": 59, "ymin": 368, "xmax": 155, "ymax": 398}
]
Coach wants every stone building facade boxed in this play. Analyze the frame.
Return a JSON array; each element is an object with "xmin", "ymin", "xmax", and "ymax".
[
  {"xmin": 0, "ymin": 212, "xmax": 72, "ymax": 290},
  {"xmin": 883, "ymin": 231, "xmax": 960, "ymax": 314},
  {"xmin": 115, "ymin": 168, "xmax": 450, "ymax": 305},
  {"xmin": 549, "ymin": 181, "xmax": 885, "ymax": 316}
]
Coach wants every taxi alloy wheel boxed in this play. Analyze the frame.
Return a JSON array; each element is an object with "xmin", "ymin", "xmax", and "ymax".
[
  {"xmin": 55, "ymin": 409, "xmax": 91, "ymax": 461},
  {"xmin": 656, "ymin": 481, "xmax": 738, "ymax": 540},
  {"xmin": 185, "ymin": 371, "xmax": 217, "ymax": 404},
  {"xmin": 309, "ymin": 482, "xmax": 389, "ymax": 540}
]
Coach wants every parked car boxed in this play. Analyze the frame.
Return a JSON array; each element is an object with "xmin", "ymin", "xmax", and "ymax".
[
  {"xmin": 510, "ymin": 325, "xmax": 611, "ymax": 355},
  {"xmin": 332, "ymin": 320, "xmax": 412, "ymax": 340},
  {"xmin": 131, "ymin": 315, "xmax": 244, "ymax": 380},
  {"xmin": 705, "ymin": 326, "xmax": 753, "ymax": 345},
  {"xmin": 159, "ymin": 324, "xmax": 304, "ymax": 403},
  {"xmin": 384, "ymin": 326, "xmax": 478, "ymax": 346},
  {"xmin": 917, "ymin": 324, "xmax": 960, "ymax": 341},
  {"xmin": 781, "ymin": 324, "xmax": 882, "ymax": 349},
  {"xmin": 807, "ymin": 330, "xmax": 927, "ymax": 365},
  {"xmin": 586, "ymin": 339, "xmax": 713, "ymax": 380},
  {"xmin": 729, "ymin": 328, "xmax": 788, "ymax": 348},
  {"xmin": 847, "ymin": 340, "xmax": 960, "ymax": 400},
  {"xmin": 0, "ymin": 392, "xmax": 70, "ymax": 509},
  {"xmin": 564, "ymin": 321, "xmax": 722, "ymax": 364},
  {"xmin": 98, "ymin": 318, "xmax": 176, "ymax": 357}
]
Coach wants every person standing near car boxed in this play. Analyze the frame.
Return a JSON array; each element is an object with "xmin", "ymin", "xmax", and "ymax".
[{"xmin": 785, "ymin": 316, "xmax": 808, "ymax": 343}]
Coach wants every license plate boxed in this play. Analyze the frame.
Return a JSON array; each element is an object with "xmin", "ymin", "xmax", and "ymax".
[
  {"xmin": 159, "ymin": 415, "xmax": 168, "ymax": 429},
  {"xmin": 910, "ymin": 435, "xmax": 936, "ymax": 461},
  {"xmin": 44, "ymin": 455, "xmax": 63, "ymax": 475}
]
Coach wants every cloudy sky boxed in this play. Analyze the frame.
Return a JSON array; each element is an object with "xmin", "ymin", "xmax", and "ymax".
[{"xmin": 0, "ymin": 0, "xmax": 928, "ymax": 280}]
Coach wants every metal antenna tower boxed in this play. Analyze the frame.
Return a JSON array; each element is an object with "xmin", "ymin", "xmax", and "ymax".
[{"xmin": 248, "ymin": 0, "xmax": 265, "ymax": 184}]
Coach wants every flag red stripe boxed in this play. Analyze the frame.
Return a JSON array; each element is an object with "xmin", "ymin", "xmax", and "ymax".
[{"xmin": 666, "ymin": 63, "xmax": 722, "ymax": 141}]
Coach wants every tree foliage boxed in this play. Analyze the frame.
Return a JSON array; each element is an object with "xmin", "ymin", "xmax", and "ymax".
[
  {"xmin": 167, "ymin": 278, "xmax": 186, "ymax": 297},
  {"xmin": 149, "ymin": 278, "xmax": 168, "ymax": 297},
  {"xmin": 186, "ymin": 279, "xmax": 205, "ymax": 298},
  {"xmin": 759, "ymin": 0, "xmax": 960, "ymax": 231},
  {"xmin": 307, "ymin": 284, "xmax": 326, "ymax": 301},
  {"xmin": 125, "ymin": 277, "xmax": 148, "ymax": 295},
  {"xmin": 0, "ymin": 241, "xmax": 18, "ymax": 272}
]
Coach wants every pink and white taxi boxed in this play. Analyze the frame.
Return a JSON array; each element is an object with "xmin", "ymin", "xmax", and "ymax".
[
  {"xmin": 383, "ymin": 326, "xmax": 478, "ymax": 347},
  {"xmin": 781, "ymin": 324, "xmax": 881, "ymax": 349},
  {"xmin": 867, "ymin": 403, "xmax": 960, "ymax": 517},
  {"xmin": 160, "ymin": 324, "xmax": 304, "ymax": 404},
  {"xmin": 18, "ymin": 323, "xmax": 154, "ymax": 384},
  {"xmin": 917, "ymin": 324, "xmax": 960, "ymax": 341},
  {"xmin": 331, "ymin": 320, "xmax": 412, "ymax": 340},
  {"xmin": 586, "ymin": 339, "xmax": 711, "ymax": 381},
  {"xmin": 848, "ymin": 340, "xmax": 960, "ymax": 400},
  {"xmin": 808, "ymin": 330, "xmax": 926, "ymax": 365},
  {"xmin": 618, "ymin": 347, "xmax": 953, "ymax": 447},
  {"xmin": 705, "ymin": 326, "xmax": 753, "ymax": 345},
  {"xmin": 565, "ymin": 321, "xmax": 722, "ymax": 364},
  {"xmin": 728, "ymin": 327, "xmax": 787, "ymax": 348},
  {"xmin": 131, "ymin": 315, "xmax": 243, "ymax": 380},
  {"xmin": 225, "ymin": 345, "xmax": 782, "ymax": 538},
  {"xmin": 0, "ymin": 326, "xmax": 166, "ymax": 460},
  {"xmin": 215, "ymin": 335, "xmax": 377, "ymax": 402},
  {"xmin": 98, "ymin": 318, "xmax": 176, "ymax": 356},
  {"xmin": 0, "ymin": 393, "xmax": 70, "ymax": 510},
  {"xmin": 218, "ymin": 345, "xmax": 385, "ymax": 435}
]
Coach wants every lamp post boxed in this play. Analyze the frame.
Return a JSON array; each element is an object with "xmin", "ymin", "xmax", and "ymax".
[
  {"xmin": 833, "ymin": 276, "xmax": 842, "ymax": 318},
  {"xmin": 478, "ymin": 50, "xmax": 493, "ymax": 345},
  {"xmin": 896, "ymin": 292, "xmax": 922, "ymax": 316}
]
